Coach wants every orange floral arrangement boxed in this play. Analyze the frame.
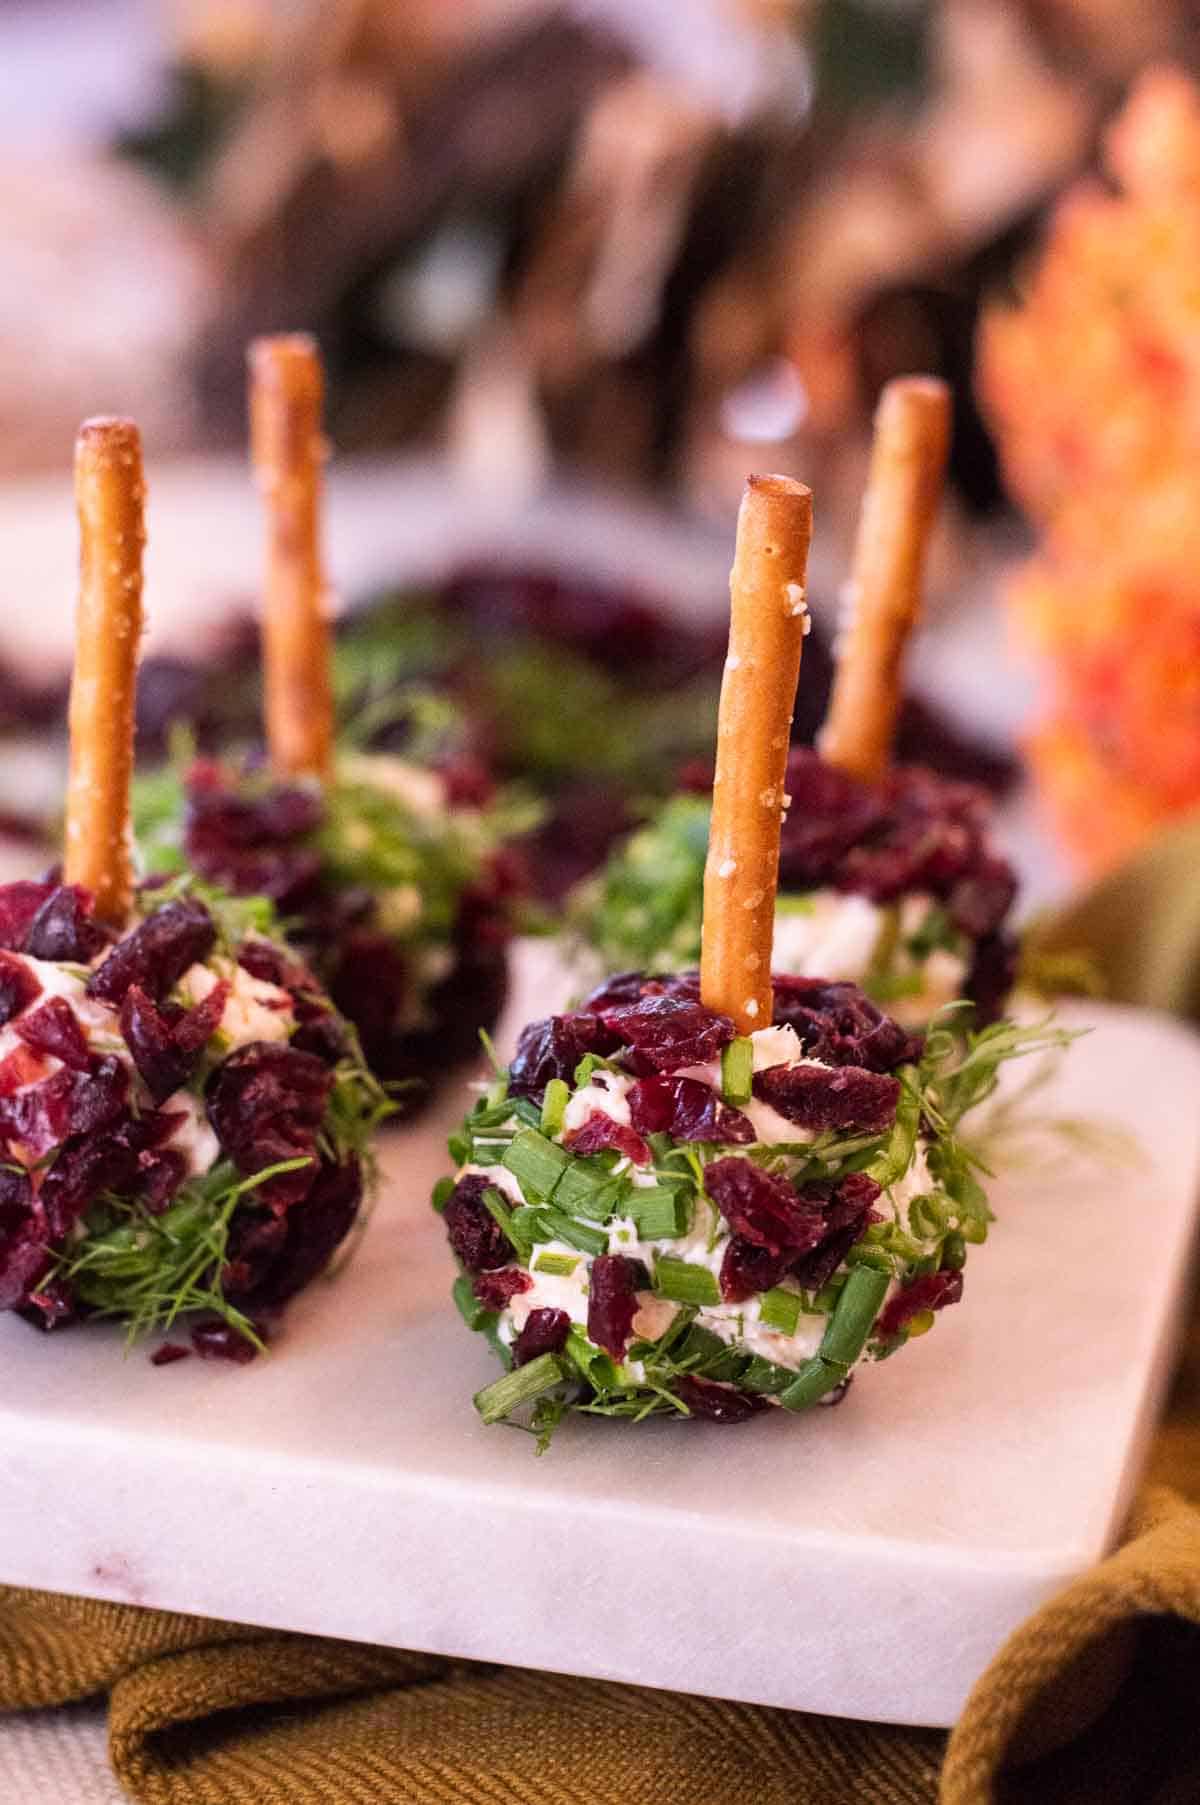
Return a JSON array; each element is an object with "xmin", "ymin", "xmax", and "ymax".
[{"xmin": 978, "ymin": 66, "xmax": 1200, "ymax": 872}]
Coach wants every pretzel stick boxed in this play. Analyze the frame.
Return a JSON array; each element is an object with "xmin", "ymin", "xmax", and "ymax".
[
  {"xmin": 701, "ymin": 475, "xmax": 813, "ymax": 1032},
  {"xmin": 249, "ymin": 333, "xmax": 334, "ymax": 783},
  {"xmin": 63, "ymin": 418, "xmax": 146, "ymax": 926},
  {"xmin": 819, "ymin": 376, "xmax": 951, "ymax": 784}
]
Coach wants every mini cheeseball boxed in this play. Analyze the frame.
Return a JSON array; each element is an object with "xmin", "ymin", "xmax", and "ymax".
[
  {"xmin": 134, "ymin": 752, "xmax": 526, "ymax": 1097},
  {"xmin": 570, "ymin": 749, "xmax": 1019, "ymax": 1025},
  {"xmin": 0, "ymin": 875, "xmax": 384, "ymax": 1355},
  {"xmin": 435, "ymin": 969, "xmax": 1038, "ymax": 1440}
]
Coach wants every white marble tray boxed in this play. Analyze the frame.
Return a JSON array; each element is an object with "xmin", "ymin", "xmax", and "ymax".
[{"xmin": 0, "ymin": 988, "xmax": 1197, "ymax": 1730}]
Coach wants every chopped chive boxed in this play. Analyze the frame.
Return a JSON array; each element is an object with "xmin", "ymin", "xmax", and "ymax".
[
  {"xmin": 819, "ymin": 1264, "xmax": 889, "ymax": 1367},
  {"xmin": 739, "ymin": 1355, "xmax": 795, "ymax": 1396},
  {"xmin": 533, "ymin": 1250, "xmax": 579, "ymax": 1277},
  {"xmin": 474, "ymin": 1353, "xmax": 569, "ymax": 1424},
  {"xmin": 510, "ymin": 1205, "xmax": 554, "ymax": 1245},
  {"xmin": 845, "ymin": 1243, "xmax": 892, "ymax": 1274},
  {"xmin": 721, "ymin": 1036, "xmax": 754, "ymax": 1107},
  {"xmin": 480, "ymin": 1316, "xmax": 513, "ymax": 1372},
  {"xmin": 511, "ymin": 1098, "xmax": 544, "ymax": 1129},
  {"xmin": 565, "ymin": 1328, "xmax": 620, "ymax": 1392},
  {"xmin": 501, "ymin": 1128, "xmax": 570, "ymax": 1202},
  {"xmin": 555, "ymin": 1155, "xmax": 628, "ymax": 1218},
  {"xmin": 534, "ymin": 1207, "xmax": 609, "ymax": 1258},
  {"xmin": 481, "ymin": 1186, "xmax": 529, "ymax": 1262},
  {"xmin": 654, "ymin": 1256, "xmax": 720, "ymax": 1307},
  {"xmin": 674, "ymin": 1323, "xmax": 726, "ymax": 1366},
  {"xmin": 431, "ymin": 1175, "xmax": 455, "ymax": 1214},
  {"xmin": 447, "ymin": 1131, "xmax": 471, "ymax": 1166},
  {"xmin": 758, "ymin": 1286, "xmax": 802, "ymax": 1337},
  {"xmin": 452, "ymin": 1274, "xmax": 491, "ymax": 1331},
  {"xmin": 540, "ymin": 1079, "xmax": 569, "ymax": 1136},
  {"xmin": 778, "ymin": 1357, "xmax": 848, "ymax": 1412},
  {"xmin": 623, "ymin": 1184, "xmax": 691, "ymax": 1239}
]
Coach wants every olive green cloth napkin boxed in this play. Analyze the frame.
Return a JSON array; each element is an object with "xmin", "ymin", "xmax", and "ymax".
[{"xmin": 5, "ymin": 823, "xmax": 1200, "ymax": 1805}]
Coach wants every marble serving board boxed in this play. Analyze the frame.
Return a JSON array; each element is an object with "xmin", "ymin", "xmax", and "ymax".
[{"xmin": 1, "ymin": 970, "xmax": 1197, "ymax": 1730}]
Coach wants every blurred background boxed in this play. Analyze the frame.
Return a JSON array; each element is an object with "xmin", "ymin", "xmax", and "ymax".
[{"xmin": 2, "ymin": 0, "xmax": 1200, "ymax": 909}]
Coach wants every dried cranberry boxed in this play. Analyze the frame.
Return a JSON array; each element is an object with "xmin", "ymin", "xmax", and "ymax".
[
  {"xmin": 236, "ymin": 940, "xmax": 290, "ymax": 987},
  {"xmin": 190, "ymin": 1319, "xmax": 264, "ymax": 1364},
  {"xmin": 582, "ymin": 970, "xmax": 671, "ymax": 1011},
  {"xmin": 587, "ymin": 1253, "xmax": 641, "ymax": 1360},
  {"xmin": 507, "ymin": 1013, "xmax": 620, "ymax": 1102},
  {"xmin": 719, "ymin": 1236, "xmax": 793, "ymax": 1304},
  {"xmin": 877, "ymin": 1269, "xmax": 964, "ymax": 1339},
  {"xmin": 120, "ymin": 981, "xmax": 228, "ymax": 1103},
  {"xmin": 187, "ymin": 772, "xmax": 324, "ymax": 846},
  {"xmin": 24, "ymin": 885, "xmax": 107, "ymax": 962},
  {"xmin": 564, "ymin": 1111, "xmax": 651, "ymax": 1167},
  {"xmin": 138, "ymin": 1149, "xmax": 188, "ymax": 1214},
  {"xmin": 0, "ymin": 951, "xmax": 40, "ymax": 1025},
  {"xmin": 788, "ymin": 1174, "xmax": 882, "ymax": 1293},
  {"xmin": 472, "ymin": 1267, "xmax": 532, "ymax": 1311},
  {"xmin": 40, "ymin": 1125, "xmax": 143, "ymax": 1240},
  {"xmin": 704, "ymin": 1157, "xmax": 828, "ymax": 1256},
  {"xmin": 15, "ymin": 997, "xmax": 90, "ymax": 1072},
  {"xmin": 965, "ymin": 930, "xmax": 1018, "ymax": 1028},
  {"xmin": 627, "ymin": 1075, "xmax": 756, "ymax": 1144},
  {"xmin": 327, "ymin": 932, "xmax": 409, "ymax": 1065},
  {"xmin": 0, "ymin": 1168, "xmax": 49, "ymax": 1309},
  {"xmin": 598, "ymin": 994, "xmax": 735, "ymax": 1073},
  {"xmin": 514, "ymin": 1306, "xmax": 571, "ymax": 1365},
  {"xmin": 674, "ymin": 1375, "xmax": 767, "ymax": 1423},
  {"xmin": 20, "ymin": 1274, "xmax": 79, "ymax": 1330},
  {"xmin": 769, "ymin": 978, "xmax": 919, "ymax": 1073},
  {"xmin": 88, "ymin": 900, "xmax": 217, "ymax": 1005},
  {"xmin": 227, "ymin": 1157, "xmax": 364, "ymax": 1309},
  {"xmin": 778, "ymin": 749, "xmax": 884, "ymax": 885},
  {"xmin": 150, "ymin": 1343, "xmax": 190, "ymax": 1367},
  {"xmin": 0, "ymin": 1045, "xmax": 44, "ymax": 1095},
  {"xmin": 949, "ymin": 858, "xmax": 1018, "ymax": 941},
  {"xmin": 753, "ymin": 1062, "xmax": 899, "ymax": 1134},
  {"xmin": 0, "ymin": 1068, "xmax": 76, "ymax": 1156},
  {"xmin": 444, "ymin": 1173, "xmax": 512, "ymax": 1272},
  {"xmin": 206, "ymin": 1042, "xmax": 331, "ymax": 1209},
  {"xmin": 0, "ymin": 881, "xmax": 56, "ymax": 949}
]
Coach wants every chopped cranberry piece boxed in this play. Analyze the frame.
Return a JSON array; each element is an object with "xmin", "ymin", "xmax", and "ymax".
[
  {"xmin": 327, "ymin": 932, "xmax": 409, "ymax": 1063},
  {"xmin": 190, "ymin": 1319, "xmax": 264, "ymax": 1364},
  {"xmin": 514, "ymin": 1306, "xmax": 571, "ymax": 1365},
  {"xmin": 582, "ymin": 970, "xmax": 671, "ymax": 1011},
  {"xmin": 586, "ymin": 1253, "xmax": 641, "ymax": 1360},
  {"xmin": 444, "ymin": 1172, "xmax": 512, "ymax": 1272},
  {"xmin": 138, "ymin": 1149, "xmax": 188, "ymax": 1214},
  {"xmin": 40, "ymin": 1130, "xmax": 141, "ymax": 1241},
  {"xmin": 67, "ymin": 1057, "xmax": 130, "ymax": 1137},
  {"xmin": 0, "ymin": 951, "xmax": 41, "ymax": 1025},
  {"xmin": 472, "ymin": 1267, "xmax": 532, "ymax": 1311},
  {"xmin": 20, "ymin": 1274, "xmax": 78, "ymax": 1329},
  {"xmin": 205, "ymin": 1042, "xmax": 331, "ymax": 1209},
  {"xmin": 290, "ymin": 1009, "xmax": 348, "ymax": 1065},
  {"xmin": 753, "ymin": 1062, "xmax": 899, "ymax": 1134},
  {"xmin": 120, "ymin": 980, "xmax": 228, "ymax": 1103},
  {"xmin": 564, "ymin": 1111, "xmax": 651, "ymax": 1167},
  {"xmin": 88, "ymin": 900, "xmax": 217, "ymax": 1005},
  {"xmin": 0, "ymin": 1068, "xmax": 76, "ymax": 1157},
  {"xmin": 236, "ymin": 940, "xmax": 290, "ymax": 987},
  {"xmin": 965, "ymin": 930, "xmax": 1018, "ymax": 1028},
  {"xmin": 507, "ymin": 1012, "xmax": 620, "ymax": 1102},
  {"xmin": 0, "ymin": 881, "xmax": 56, "ymax": 949},
  {"xmin": 627, "ymin": 1075, "xmax": 756, "ymax": 1144},
  {"xmin": 778, "ymin": 749, "xmax": 884, "ymax": 885},
  {"xmin": 949, "ymin": 858, "xmax": 1018, "ymax": 940},
  {"xmin": 151, "ymin": 1343, "xmax": 190, "ymax": 1367},
  {"xmin": 0, "ymin": 1043, "xmax": 46, "ymax": 1096},
  {"xmin": 877, "ymin": 1269, "xmax": 964, "ymax": 1339},
  {"xmin": 15, "ymin": 998, "xmax": 91, "ymax": 1072},
  {"xmin": 0, "ymin": 1168, "xmax": 49, "ymax": 1309},
  {"xmin": 24, "ymin": 885, "xmax": 107, "ymax": 962},
  {"xmin": 674, "ymin": 1375, "xmax": 767, "ymax": 1423},
  {"xmin": 704, "ymin": 1156, "xmax": 828, "ymax": 1256},
  {"xmin": 769, "ymin": 978, "xmax": 919, "ymax": 1073},
  {"xmin": 226, "ymin": 1157, "xmax": 364, "ymax": 1308},
  {"xmin": 719, "ymin": 1236, "xmax": 793, "ymax": 1303},
  {"xmin": 598, "ymin": 993, "xmax": 735, "ymax": 1073},
  {"xmin": 788, "ymin": 1173, "xmax": 882, "ymax": 1293}
]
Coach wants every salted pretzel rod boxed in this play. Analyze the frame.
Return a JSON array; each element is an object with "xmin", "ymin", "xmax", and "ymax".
[
  {"xmin": 700, "ymin": 475, "xmax": 813, "ymax": 1033},
  {"xmin": 63, "ymin": 417, "xmax": 146, "ymax": 926},
  {"xmin": 249, "ymin": 333, "xmax": 334, "ymax": 784},
  {"xmin": 819, "ymin": 376, "xmax": 951, "ymax": 784}
]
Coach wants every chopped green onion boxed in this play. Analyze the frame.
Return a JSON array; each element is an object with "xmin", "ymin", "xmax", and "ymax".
[
  {"xmin": 540, "ymin": 1079, "xmax": 569, "ymax": 1137},
  {"xmin": 778, "ymin": 1357, "xmax": 848, "ymax": 1412},
  {"xmin": 758, "ymin": 1287, "xmax": 802, "ymax": 1337},
  {"xmin": 510, "ymin": 1098, "xmax": 544, "ymax": 1129},
  {"xmin": 447, "ymin": 1131, "xmax": 471, "ymax": 1166},
  {"xmin": 510, "ymin": 1205, "xmax": 554, "ymax": 1245},
  {"xmin": 481, "ymin": 1186, "xmax": 528, "ymax": 1262},
  {"xmin": 845, "ymin": 1243, "xmax": 892, "ymax": 1274},
  {"xmin": 431, "ymin": 1175, "xmax": 455, "ymax": 1214},
  {"xmin": 673, "ymin": 1323, "xmax": 726, "ymax": 1366},
  {"xmin": 565, "ymin": 1328, "xmax": 620, "ymax": 1392},
  {"xmin": 819, "ymin": 1264, "xmax": 889, "ymax": 1367},
  {"xmin": 623, "ymin": 1185, "xmax": 691, "ymax": 1239},
  {"xmin": 534, "ymin": 1208, "xmax": 610, "ymax": 1258},
  {"xmin": 721, "ymin": 1036, "xmax": 754, "ymax": 1107},
  {"xmin": 740, "ymin": 1356, "xmax": 795, "ymax": 1396},
  {"xmin": 654, "ymin": 1257, "xmax": 720, "ymax": 1307},
  {"xmin": 501, "ymin": 1129, "xmax": 570, "ymax": 1202},
  {"xmin": 555, "ymin": 1155, "xmax": 629, "ymax": 1219},
  {"xmin": 533, "ymin": 1250, "xmax": 579, "ymax": 1277},
  {"xmin": 474, "ymin": 1353, "xmax": 569, "ymax": 1424},
  {"xmin": 452, "ymin": 1274, "xmax": 491, "ymax": 1331}
]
